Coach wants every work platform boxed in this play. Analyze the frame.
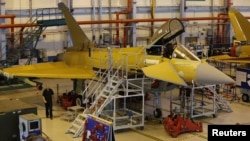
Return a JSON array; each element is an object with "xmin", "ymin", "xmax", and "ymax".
[{"xmin": 170, "ymin": 84, "xmax": 232, "ymax": 119}]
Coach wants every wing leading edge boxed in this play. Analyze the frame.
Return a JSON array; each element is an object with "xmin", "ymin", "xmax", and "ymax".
[
  {"xmin": 1, "ymin": 62, "xmax": 95, "ymax": 79},
  {"xmin": 142, "ymin": 61, "xmax": 187, "ymax": 86},
  {"xmin": 209, "ymin": 54, "xmax": 250, "ymax": 64}
]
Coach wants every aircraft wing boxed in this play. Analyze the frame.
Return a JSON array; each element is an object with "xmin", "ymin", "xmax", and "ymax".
[
  {"xmin": 141, "ymin": 61, "xmax": 187, "ymax": 86},
  {"xmin": 209, "ymin": 54, "xmax": 250, "ymax": 64},
  {"xmin": 1, "ymin": 62, "xmax": 95, "ymax": 79}
]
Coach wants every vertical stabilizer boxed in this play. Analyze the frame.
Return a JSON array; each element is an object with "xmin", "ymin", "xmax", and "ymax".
[
  {"xmin": 58, "ymin": 2, "xmax": 92, "ymax": 51},
  {"xmin": 229, "ymin": 8, "xmax": 250, "ymax": 41}
]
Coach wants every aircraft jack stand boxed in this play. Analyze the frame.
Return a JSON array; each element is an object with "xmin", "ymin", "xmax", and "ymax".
[{"xmin": 163, "ymin": 114, "xmax": 203, "ymax": 137}]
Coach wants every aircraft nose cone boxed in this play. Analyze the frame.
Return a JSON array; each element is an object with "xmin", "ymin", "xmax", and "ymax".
[{"xmin": 195, "ymin": 63, "xmax": 235, "ymax": 85}]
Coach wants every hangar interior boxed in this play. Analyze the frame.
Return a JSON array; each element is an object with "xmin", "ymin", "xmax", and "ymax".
[
  {"xmin": 0, "ymin": 0, "xmax": 250, "ymax": 141},
  {"xmin": 1, "ymin": 0, "xmax": 246, "ymax": 65}
]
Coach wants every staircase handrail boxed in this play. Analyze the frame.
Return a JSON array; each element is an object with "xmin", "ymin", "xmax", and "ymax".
[
  {"xmin": 81, "ymin": 53, "xmax": 123, "ymax": 105},
  {"xmin": 92, "ymin": 64, "xmax": 123, "ymax": 116}
]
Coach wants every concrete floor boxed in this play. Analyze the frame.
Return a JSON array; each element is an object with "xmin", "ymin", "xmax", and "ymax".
[{"xmin": 1, "ymin": 78, "xmax": 250, "ymax": 141}]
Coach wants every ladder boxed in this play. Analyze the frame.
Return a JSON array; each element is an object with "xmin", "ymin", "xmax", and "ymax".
[
  {"xmin": 66, "ymin": 48, "xmax": 123, "ymax": 138},
  {"xmin": 206, "ymin": 86, "xmax": 232, "ymax": 113},
  {"xmin": 87, "ymin": 47, "xmax": 123, "ymax": 115},
  {"xmin": 88, "ymin": 69, "xmax": 123, "ymax": 115},
  {"xmin": 65, "ymin": 69, "xmax": 123, "ymax": 137},
  {"xmin": 2, "ymin": 7, "xmax": 65, "ymax": 66},
  {"xmin": 65, "ymin": 113, "xmax": 87, "ymax": 137}
]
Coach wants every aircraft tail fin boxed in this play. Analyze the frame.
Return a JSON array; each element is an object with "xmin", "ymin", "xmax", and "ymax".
[
  {"xmin": 58, "ymin": 2, "xmax": 93, "ymax": 51},
  {"xmin": 228, "ymin": 8, "xmax": 250, "ymax": 41}
]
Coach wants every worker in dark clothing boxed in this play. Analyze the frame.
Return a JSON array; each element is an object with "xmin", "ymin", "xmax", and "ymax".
[{"xmin": 42, "ymin": 84, "xmax": 54, "ymax": 119}]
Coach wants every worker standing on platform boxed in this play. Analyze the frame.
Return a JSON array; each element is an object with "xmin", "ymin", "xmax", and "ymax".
[{"xmin": 42, "ymin": 84, "xmax": 54, "ymax": 119}]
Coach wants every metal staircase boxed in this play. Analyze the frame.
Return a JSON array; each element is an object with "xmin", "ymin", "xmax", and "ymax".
[
  {"xmin": 206, "ymin": 86, "xmax": 232, "ymax": 112},
  {"xmin": 170, "ymin": 84, "xmax": 233, "ymax": 119},
  {"xmin": 66, "ymin": 48, "xmax": 124, "ymax": 137},
  {"xmin": 80, "ymin": 48, "xmax": 119, "ymax": 107},
  {"xmin": 2, "ymin": 8, "xmax": 66, "ymax": 66},
  {"xmin": 87, "ymin": 71, "xmax": 123, "ymax": 116},
  {"xmin": 201, "ymin": 84, "xmax": 232, "ymax": 112},
  {"xmin": 65, "ymin": 71, "xmax": 123, "ymax": 137},
  {"xmin": 66, "ymin": 47, "xmax": 146, "ymax": 137},
  {"xmin": 18, "ymin": 25, "xmax": 46, "ymax": 65},
  {"xmin": 65, "ymin": 113, "xmax": 87, "ymax": 138}
]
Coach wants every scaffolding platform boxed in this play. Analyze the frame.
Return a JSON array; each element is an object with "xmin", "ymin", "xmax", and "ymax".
[{"xmin": 170, "ymin": 84, "xmax": 232, "ymax": 119}]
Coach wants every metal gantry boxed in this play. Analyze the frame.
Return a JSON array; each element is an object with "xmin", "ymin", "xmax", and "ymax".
[
  {"xmin": 66, "ymin": 47, "xmax": 146, "ymax": 137},
  {"xmin": 170, "ymin": 83, "xmax": 232, "ymax": 119}
]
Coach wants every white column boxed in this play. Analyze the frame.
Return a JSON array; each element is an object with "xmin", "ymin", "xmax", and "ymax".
[
  {"xmin": 132, "ymin": 0, "xmax": 137, "ymax": 47},
  {"xmin": 0, "ymin": 0, "xmax": 6, "ymax": 60}
]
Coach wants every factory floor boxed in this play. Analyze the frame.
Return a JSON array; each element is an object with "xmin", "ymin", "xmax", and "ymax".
[{"xmin": 1, "ymin": 77, "xmax": 250, "ymax": 141}]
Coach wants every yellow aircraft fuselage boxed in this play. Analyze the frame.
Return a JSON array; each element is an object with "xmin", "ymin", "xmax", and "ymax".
[
  {"xmin": 61, "ymin": 44, "xmax": 225, "ymax": 86},
  {"xmin": 236, "ymin": 45, "xmax": 250, "ymax": 58},
  {"xmin": 62, "ymin": 47, "xmax": 146, "ymax": 71}
]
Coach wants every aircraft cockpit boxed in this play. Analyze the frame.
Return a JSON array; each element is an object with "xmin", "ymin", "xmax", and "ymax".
[
  {"xmin": 172, "ymin": 44, "xmax": 201, "ymax": 62},
  {"xmin": 146, "ymin": 43, "xmax": 201, "ymax": 62}
]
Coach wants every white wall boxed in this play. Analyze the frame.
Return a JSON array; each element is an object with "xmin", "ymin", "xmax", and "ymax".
[
  {"xmin": 5, "ymin": 0, "xmax": 60, "ymax": 9},
  {"xmin": 231, "ymin": 0, "xmax": 250, "ymax": 6},
  {"xmin": 36, "ymin": 28, "xmax": 65, "ymax": 57},
  {"xmin": 186, "ymin": 0, "xmax": 224, "ymax": 6},
  {"xmin": 9, "ymin": 0, "xmax": 250, "ymax": 11}
]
